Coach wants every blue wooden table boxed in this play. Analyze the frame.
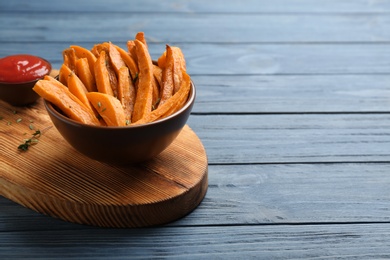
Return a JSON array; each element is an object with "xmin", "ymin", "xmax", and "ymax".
[{"xmin": 2, "ymin": 0, "xmax": 390, "ymax": 258}]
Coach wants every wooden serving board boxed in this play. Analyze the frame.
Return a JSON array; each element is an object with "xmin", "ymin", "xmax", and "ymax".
[{"xmin": 0, "ymin": 97, "xmax": 208, "ymax": 228}]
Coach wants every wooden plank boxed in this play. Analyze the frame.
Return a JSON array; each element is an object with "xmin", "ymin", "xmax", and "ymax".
[
  {"xmin": 2, "ymin": 0, "xmax": 390, "ymax": 13},
  {"xmin": 186, "ymin": 163, "xmax": 390, "ymax": 225},
  {"xmin": 1, "ymin": 43, "xmax": 390, "ymax": 75},
  {"xmin": 2, "ymin": 163, "xmax": 390, "ymax": 230},
  {"xmin": 188, "ymin": 114, "xmax": 390, "ymax": 164},
  {"xmin": 191, "ymin": 75, "xmax": 390, "ymax": 113},
  {"xmin": 0, "ymin": 197, "xmax": 79, "ymax": 231},
  {"xmin": 172, "ymin": 44, "xmax": 390, "ymax": 75},
  {"xmin": 1, "ymin": 223, "xmax": 390, "ymax": 258},
  {"xmin": 2, "ymin": 13, "xmax": 390, "ymax": 43}
]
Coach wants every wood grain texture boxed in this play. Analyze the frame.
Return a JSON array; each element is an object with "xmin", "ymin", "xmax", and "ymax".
[
  {"xmin": 2, "ymin": 13, "xmax": 390, "ymax": 43},
  {"xmin": 188, "ymin": 113, "xmax": 390, "ymax": 164},
  {"xmin": 2, "ymin": 0, "xmax": 390, "ymax": 13},
  {"xmin": 2, "ymin": 43, "xmax": 390, "ymax": 76},
  {"xmin": 2, "ymin": 0, "xmax": 390, "ymax": 258},
  {"xmin": 191, "ymin": 75, "xmax": 390, "ymax": 113},
  {"xmin": 0, "ymin": 100, "xmax": 208, "ymax": 228},
  {"xmin": 1, "ymin": 224, "xmax": 390, "ymax": 259},
  {"xmin": 2, "ymin": 163, "xmax": 390, "ymax": 232}
]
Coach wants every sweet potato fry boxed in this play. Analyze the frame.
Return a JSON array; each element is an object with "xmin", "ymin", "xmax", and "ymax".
[
  {"xmin": 152, "ymin": 76, "xmax": 160, "ymax": 109},
  {"xmin": 157, "ymin": 46, "xmax": 186, "ymax": 71},
  {"xmin": 94, "ymin": 51, "xmax": 114, "ymax": 96},
  {"xmin": 163, "ymin": 85, "xmax": 189, "ymax": 118},
  {"xmin": 171, "ymin": 46, "xmax": 184, "ymax": 93},
  {"xmin": 127, "ymin": 40, "xmax": 138, "ymax": 65},
  {"xmin": 59, "ymin": 63, "xmax": 73, "ymax": 86},
  {"xmin": 157, "ymin": 52, "xmax": 166, "ymax": 69},
  {"xmin": 91, "ymin": 42, "xmax": 109, "ymax": 58},
  {"xmin": 159, "ymin": 45, "xmax": 174, "ymax": 106},
  {"xmin": 158, "ymin": 71, "xmax": 191, "ymax": 119},
  {"xmin": 155, "ymin": 70, "xmax": 191, "ymax": 119},
  {"xmin": 108, "ymin": 42, "xmax": 126, "ymax": 75},
  {"xmin": 43, "ymin": 75, "xmax": 60, "ymax": 84},
  {"xmin": 134, "ymin": 70, "xmax": 191, "ymax": 124},
  {"xmin": 153, "ymin": 65, "xmax": 163, "ymax": 88},
  {"xmin": 75, "ymin": 58, "xmax": 97, "ymax": 92},
  {"xmin": 86, "ymin": 92, "xmax": 127, "ymax": 126},
  {"xmin": 34, "ymin": 33, "xmax": 191, "ymax": 128},
  {"xmin": 92, "ymin": 44, "xmax": 119, "ymax": 97},
  {"xmin": 62, "ymin": 48, "xmax": 78, "ymax": 71},
  {"xmin": 135, "ymin": 32, "xmax": 147, "ymax": 49},
  {"xmin": 114, "ymin": 44, "xmax": 139, "ymax": 80},
  {"xmin": 107, "ymin": 65, "xmax": 119, "ymax": 98},
  {"xmin": 173, "ymin": 46, "xmax": 186, "ymax": 71},
  {"xmin": 131, "ymin": 40, "xmax": 154, "ymax": 122},
  {"xmin": 70, "ymin": 45, "xmax": 97, "ymax": 78},
  {"xmin": 152, "ymin": 65, "xmax": 163, "ymax": 109},
  {"xmin": 67, "ymin": 71, "xmax": 95, "ymax": 115},
  {"xmin": 33, "ymin": 77, "xmax": 100, "ymax": 126},
  {"xmin": 117, "ymin": 66, "xmax": 136, "ymax": 122}
]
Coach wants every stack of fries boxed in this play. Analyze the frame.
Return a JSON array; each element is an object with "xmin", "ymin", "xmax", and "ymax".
[{"xmin": 33, "ymin": 32, "xmax": 191, "ymax": 127}]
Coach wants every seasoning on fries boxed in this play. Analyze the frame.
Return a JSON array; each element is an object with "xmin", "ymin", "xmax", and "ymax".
[{"xmin": 33, "ymin": 32, "xmax": 191, "ymax": 127}]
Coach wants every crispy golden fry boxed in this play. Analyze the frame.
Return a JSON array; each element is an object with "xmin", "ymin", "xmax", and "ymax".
[
  {"xmin": 152, "ymin": 75, "xmax": 160, "ymax": 109},
  {"xmin": 114, "ymin": 44, "xmax": 139, "ymax": 81},
  {"xmin": 107, "ymin": 62, "xmax": 119, "ymax": 98},
  {"xmin": 157, "ymin": 52, "xmax": 166, "ymax": 69},
  {"xmin": 134, "ymin": 70, "xmax": 190, "ymax": 124},
  {"xmin": 33, "ymin": 76, "xmax": 100, "ymax": 126},
  {"xmin": 35, "ymin": 32, "xmax": 191, "ymax": 127},
  {"xmin": 131, "ymin": 39, "xmax": 154, "ymax": 122},
  {"xmin": 135, "ymin": 32, "xmax": 147, "ymax": 49},
  {"xmin": 94, "ymin": 51, "xmax": 114, "ymax": 96},
  {"xmin": 62, "ymin": 48, "xmax": 78, "ymax": 71},
  {"xmin": 44, "ymin": 75, "xmax": 60, "ymax": 84},
  {"xmin": 108, "ymin": 42, "xmax": 127, "ymax": 75},
  {"xmin": 173, "ymin": 46, "xmax": 186, "ymax": 70},
  {"xmin": 91, "ymin": 42, "xmax": 109, "ymax": 58},
  {"xmin": 152, "ymin": 65, "xmax": 163, "ymax": 109},
  {"xmin": 67, "ymin": 71, "xmax": 96, "ymax": 115},
  {"xmin": 163, "ymin": 84, "xmax": 189, "ymax": 118},
  {"xmin": 127, "ymin": 40, "xmax": 138, "ymax": 65},
  {"xmin": 75, "ymin": 58, "xmax": 97, "ymax": 92},
  {"xmin": 92, "ymin": 44, "xmax": 119, "ymax": 97},
  {"xmin": 117, "ymin": 66, "xmax": 135, "ymax": 122},
  {"xmin": 158, "ymin": 46, "xmax": 187, "ymax": 97},
  {"xmin": 170, "ymin": 46, "xmax": 184, "ymax": 93},
  {"xmin": 159, "ymin": 45, "xmax": 174, "ymax": 106},
  {"xmin": 59, "ymin": 63, "xmax": 72, "ymax": 86},
  {"xmin": 87, "ymin": 92, "xmax": 127, "ymax": 127},
  {"xmin": 157, "ymin": 46, "xmax": 186, "ymax": 71},
  {"xmin": 153, "ymin": 65, "xmax": 163, "ymax": 88},
  {"xmin": 156, "ymin": 70, "xmax": 191, "ymax": 119},
  {"xmin": 70, "ymin": 45, "xmax": 97, "ymax": 78}
]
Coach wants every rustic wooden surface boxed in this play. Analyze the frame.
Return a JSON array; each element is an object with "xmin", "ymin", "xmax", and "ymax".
[
  {"xmin": 2, "ymin": 0, "xmax": 390, "ymax": 258},
  {"xmin": 0, "ymin": 99, "xmax": 208, "ymax": 228}
]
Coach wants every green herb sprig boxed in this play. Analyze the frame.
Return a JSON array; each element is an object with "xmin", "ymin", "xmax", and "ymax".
[
  {"xmin": 132, "ymin": 72, "xmax": 139, "ymax": 84},
  {"xmin": 18, "ymin": 130, "xmax": 42, "ymax": 152}
]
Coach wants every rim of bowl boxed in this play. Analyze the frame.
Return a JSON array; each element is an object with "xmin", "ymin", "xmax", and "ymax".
[
  {"xmin": 44, "ymin": 79, "xmax": 196, "ymax": 129},
  {"xmin": 0, "ymin": 57, "xmax": 52, "ymax": 85}
]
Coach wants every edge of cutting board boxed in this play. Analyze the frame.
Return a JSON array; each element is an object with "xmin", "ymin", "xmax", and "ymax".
[{"xmin": 0, "ymin": 97, "xmax": 208, "ymax": 228}]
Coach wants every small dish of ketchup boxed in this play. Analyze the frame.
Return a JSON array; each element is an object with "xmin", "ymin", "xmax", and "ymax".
[{"xmin": 0, "ymin": 54, "xmax": 51, "ymax": 106}]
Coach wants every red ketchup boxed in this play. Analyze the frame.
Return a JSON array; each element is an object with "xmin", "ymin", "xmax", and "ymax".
[{"xmin": 0, "ymin": 54, "xmax": 51, "ymax": 83}]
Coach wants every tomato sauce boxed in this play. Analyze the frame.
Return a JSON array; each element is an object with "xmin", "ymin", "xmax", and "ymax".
[{"xmin": 0, "ymin": 54, "xmax": 51, "ymax": 83}]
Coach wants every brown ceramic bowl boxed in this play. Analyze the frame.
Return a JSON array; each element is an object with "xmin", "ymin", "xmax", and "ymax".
[
  {"xmin": 44, "ymin": 80, "xmax": 196, "ymax": 164},
  {"xmin": 0, "ymin": 56, "xmax": 51, "ymax": 106}
]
